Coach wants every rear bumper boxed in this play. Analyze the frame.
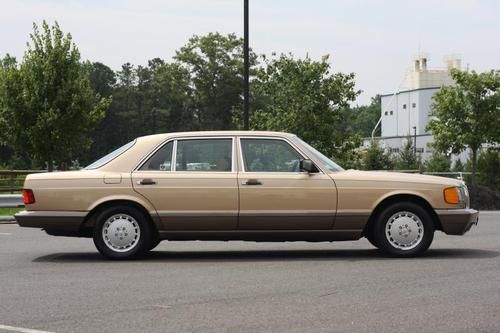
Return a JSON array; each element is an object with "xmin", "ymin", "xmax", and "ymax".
[
  {"xmin": 435, "ymin": 208, "xmax": 479, "ymax": 235},
  {"xmin": 15, "ymin": 210, "xmax": 87, "ymax": 235}
]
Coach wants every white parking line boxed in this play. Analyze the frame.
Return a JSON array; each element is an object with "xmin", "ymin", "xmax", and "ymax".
[
  {"xmin": 0, "ymin": 324, "xmax": 55, "ymax": 333},
  {"xmin": 0, "ymin": 233, "xmax": 12, "ymax": 236}
]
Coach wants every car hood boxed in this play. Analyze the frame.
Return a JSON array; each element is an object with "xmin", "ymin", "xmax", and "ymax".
[{"xmin": 331, "ymin": 169, "xmax": 462, "ymax": 187}]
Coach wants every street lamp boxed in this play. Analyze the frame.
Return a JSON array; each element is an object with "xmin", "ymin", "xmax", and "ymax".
[{"xmin": 243, "ymin": 0, "xmax": 249, "ymax": 130}]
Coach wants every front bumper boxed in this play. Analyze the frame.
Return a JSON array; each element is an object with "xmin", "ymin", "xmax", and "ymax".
[
  {"xmin": 435, "ymin": 208, "xmax": 479, "ymax": 235},
  {"xmin": 15, "ymin": 210, "xmax": 87, "ymax": 235}
]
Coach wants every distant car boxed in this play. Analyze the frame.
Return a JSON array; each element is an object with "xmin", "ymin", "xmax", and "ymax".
[{"xmin": 15, "ymin": 131, "xmax": 478, "ymax": 259}]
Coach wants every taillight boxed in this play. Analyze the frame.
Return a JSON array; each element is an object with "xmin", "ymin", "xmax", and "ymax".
[{"xmin": 22, "ymin": 189, "xmax": 35, "ymax": 205}]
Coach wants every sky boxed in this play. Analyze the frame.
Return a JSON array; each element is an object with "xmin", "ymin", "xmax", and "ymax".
[{"xmin": 1, "ymin": 0, "xmax": 499, "ymax": 105}]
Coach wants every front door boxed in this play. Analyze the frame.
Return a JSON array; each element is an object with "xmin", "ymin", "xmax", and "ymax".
[
  {"xmin": 132, "ymin": 137, "xmax": 238, "ymax": 230},
  {"xmin": 237, "ymin": 137, "xmax": 337, "ymax": 230}
]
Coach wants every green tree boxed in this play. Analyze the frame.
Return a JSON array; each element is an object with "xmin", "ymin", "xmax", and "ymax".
[
  {"xmin": 362, "ymin": 140, "xmax": 393, "ymax": 170},
  {"xmin": 175, "ymin": 33, "xmax": 255, "ymax": 130},
  {"xmin": 151, "ymin": 61, "xmax": 194, "ymax": 132},
  {"xmin": 425, "ymin": 151, "xmax": 451, "ymax": 172},
  {"xmin": 0, "ymin": 22, "xmax": 109, "ymax": 171},
  {"xmin": 81, "ymin": 61, "xmax": 120, "ymax": 164},
  {"xmin": 251, "ymin": 54, "xmax": 360, "ymax": 164},
  {"xmin": 477, "ymin": 149, "xmax": 500, "ymax": 189},
  {"xmin": 394, "ymin": 138, "xmax": 422, "ymax": 170},
  {"xmin": 452, "ymin": 159, "xmax": 464, "ymax": 172},
  {"xmin": 351, "ymin": 95, "xmax": 381, "ymax": 137},
  {"xmin": 427, "ymin": 69, "xmax": 500, "ymax": 182}
]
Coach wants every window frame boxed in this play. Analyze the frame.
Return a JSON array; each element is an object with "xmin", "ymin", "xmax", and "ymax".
[
  {"xmin": 137, "ymin": 140, "xmax": 174, "ymax": 172},
  {"xmin": 173, "ymin": 137, "xmax": 236, "ymax": 173},
  {"xmin": 135, "ymin": 136, "xmax": 236, "ymax": 173},
  {"xmin": 238, "ymin": 136, "xmax": 317, "ymax": 174}
]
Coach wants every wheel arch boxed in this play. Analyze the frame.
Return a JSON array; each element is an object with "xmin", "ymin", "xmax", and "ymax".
[
  {"xmin": 79, "ymin": 198, "xmax": 160, "ymax": 238},
  {"xmin": 364, "ymin": 193, "xmax": 442, "ymax": 236}
]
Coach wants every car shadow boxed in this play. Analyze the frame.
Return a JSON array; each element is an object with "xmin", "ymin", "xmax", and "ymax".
[{"xmin": 33, "ymin": 247, "xmax": 500, "ymax": 263}]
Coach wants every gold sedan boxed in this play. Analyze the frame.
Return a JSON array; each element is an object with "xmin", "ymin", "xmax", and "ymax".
[{"xmin": 15, "ymin": 131, "xmax": 478, "ymax": 259}]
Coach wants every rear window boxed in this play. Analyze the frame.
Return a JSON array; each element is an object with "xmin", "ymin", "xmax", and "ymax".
[{"xmin": 85, "ymin": 140, "xmax": 136, "ymax": 170}]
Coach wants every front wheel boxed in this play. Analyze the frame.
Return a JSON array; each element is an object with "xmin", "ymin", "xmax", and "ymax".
[
  {"xmin": 93, "ymin": 205, "xmax": 153, "ymax": 260},
  {"xmin": 373, "ymin": 202, "xmax": 434, "ymax": 257}
]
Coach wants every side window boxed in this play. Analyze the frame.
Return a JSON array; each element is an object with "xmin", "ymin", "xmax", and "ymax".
[
  {"xmin": 140, "ymin": 141, "xmax": 173, "ymax": 171},
  {"xmin": 176, "ymin": 139, "xmax": 233, "ymax": 172},
  {"xmin": 241, "ymin": 139, "xmax": 302, "ymax": 172}
]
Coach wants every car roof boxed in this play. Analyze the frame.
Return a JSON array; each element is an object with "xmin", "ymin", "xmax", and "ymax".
[{"xmin": 137, "ymin": 130, "xmax": 296, "ymax": 141}]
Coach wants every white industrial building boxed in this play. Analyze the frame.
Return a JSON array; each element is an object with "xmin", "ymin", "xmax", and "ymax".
[{"xmin": 366, "ymin": 55, "xmax": 464, "ymax": 162}]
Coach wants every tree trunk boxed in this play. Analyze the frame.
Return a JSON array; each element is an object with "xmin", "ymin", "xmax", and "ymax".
[{"xmin": 47, "ymin": 159, "xmax": 54, "ymax": 172}]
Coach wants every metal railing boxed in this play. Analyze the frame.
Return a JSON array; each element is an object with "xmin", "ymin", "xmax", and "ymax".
[
  {"xmin": 0, "ymin": 194, "xmax": 23, "ymax": 222},
  {"xmin": 0, "ymin": 194, "xmax": 23, "ymax": 208},
  {"xmin": 0, "ymin": 170, "xmax": 46, "ymax": 193}
]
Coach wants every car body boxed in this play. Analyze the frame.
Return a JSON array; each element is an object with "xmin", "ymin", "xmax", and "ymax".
[{"xmin": 15, "ymin": 131, "xmax": 478, "ymax": 259}]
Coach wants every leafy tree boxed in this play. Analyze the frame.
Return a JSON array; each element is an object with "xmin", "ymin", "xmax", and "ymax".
[
  {"xmin": 251, "ymin": 53, "xmax": 360, "ymax": 163},
  {"xmin": 175, "ymin": 33, "xmax": 256, "ymax": 130},
  {"xmin": 452, "ymin": 159, "xmax": 464, "ymax": 172},
  {"xmin": 425, "ymin": 151, "xmax": 451, "ymax": 172},
  {"xmin": 476, "ymin": 149, "xmax": 500, "ymax": 189},
  {"xmin": 88, "ymin": 61, "xmax": 116, "ymax": 97},
  {"xmin": 362, "ymin": 140, "xmax": 393, "ymax": 170},
  {"xmin": 82, "ymin": 62, "xmax": 119, "ymax": 164},
  {"xmin": 151, "ymin": 61, "xmax": 194, "ymax": 132},
  {"xmin": 394, "ymin": 138, "xmax": 422, "ymax": 170},
  {"xmin": 427, "ymin": 69, "xmax": 500, "ymax": 182},
  {"xmin": 351, "ymin": 95, "xmax": 381, "ymax": 137},
  {"xmin": 0, "ymin": 22, "xmax": 110, "ymax": 171}
]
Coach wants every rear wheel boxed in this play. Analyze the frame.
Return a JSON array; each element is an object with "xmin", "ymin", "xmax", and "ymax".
[
  {"xmin": 373, "ymin": 202, "xmax": 434, "ymax": 257},
  {"xmin": 93, "ymin": 205, "xmax": 153, "ymax": 260}
]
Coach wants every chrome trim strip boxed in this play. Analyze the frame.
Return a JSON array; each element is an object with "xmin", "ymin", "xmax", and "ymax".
[
  {"xmin": 239, "ymin": 210, "xmax": 335, "ymax": 216},
  {"xmin": 15, "ymin": 210, "xmax": 87, "ymax": 218},
  {"xmin": 171, "ymin": 139, "xmax": 178, "ymax": 172},
  {"xmin": 157, "ymin": 210, "xmax": 238, "ymax": 217},
  {"xmin": 335, "ymin": 209, "xmax": 372, "ymax": 215},
  {"xmin": 434, "ymin": 208, "xmax": 479, "ymax": 216}
]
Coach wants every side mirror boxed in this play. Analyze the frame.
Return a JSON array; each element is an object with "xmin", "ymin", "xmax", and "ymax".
[{"xmin": 300, "ymin": 159, "xmax": 318, "ymax": 173}]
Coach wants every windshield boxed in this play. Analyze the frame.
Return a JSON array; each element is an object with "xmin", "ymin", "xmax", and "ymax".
[
  {"xmin": 85, "ymin": 140, "xmax": 136, "ymax": 170},
  {"xmin": 294, "ymin": 137, "xmax": 344, "ymax": 172}
]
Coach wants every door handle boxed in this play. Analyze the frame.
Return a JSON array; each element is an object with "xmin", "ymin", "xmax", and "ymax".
[
  {"xmin": 137, "ymin": 178, "xmax": 156, "ymax": 185},
  {"xmin": 242, "ymin": 179, "xmax": 262, "ymax": 186}
]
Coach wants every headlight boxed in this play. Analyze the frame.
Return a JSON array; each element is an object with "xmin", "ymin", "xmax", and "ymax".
[{"xmin": 444, "ymin": 186, "xmax": 468, "ymax": 208}]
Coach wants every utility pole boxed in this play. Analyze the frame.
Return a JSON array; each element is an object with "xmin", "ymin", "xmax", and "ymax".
[
  {"xmin": 413, "ymin": 126, "xmax": 417, "ymax": 156},
  {"xmin": 243, "ymin": 0, "xmax": 249, "ymax": 130}
]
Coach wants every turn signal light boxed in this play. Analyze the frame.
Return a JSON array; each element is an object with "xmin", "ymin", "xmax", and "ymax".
[
  {"xmin": 443, "ymin": 187, "xmax": 459, "ymax": 204},
  {"xmin": 22, "ymin": 189, "xmax": 35, "ymax": 205}
]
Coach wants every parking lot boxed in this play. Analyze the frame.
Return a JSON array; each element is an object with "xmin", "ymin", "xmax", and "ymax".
[{"xmin": 0, "ymin": 211, "xmax": 499, "ymax": 332}]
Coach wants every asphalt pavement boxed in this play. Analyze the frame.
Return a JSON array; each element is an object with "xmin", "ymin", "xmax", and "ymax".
[{"xmin": 1, "ymin": 211, "xmax": 500, "ymax": 333}]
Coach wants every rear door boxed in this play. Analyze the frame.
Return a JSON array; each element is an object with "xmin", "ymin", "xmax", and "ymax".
[
  {"xmin": 237, "ymin": 137, "xmax": 337, "ymax": 230},
  {"xmin": 132, "ymin": 137, "xmax": 238, "ymax": 230}
]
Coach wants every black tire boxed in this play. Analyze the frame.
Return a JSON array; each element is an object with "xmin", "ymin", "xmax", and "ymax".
[
  {"xmin": 365, "ymin": 227, "xmax": 379, "ymax": 248},
  {"xmin": 149, "ymin": 238, "xmax": 161, "ymax": 251},
  {"xmin": 93, "ymin": 205, "xmax": 153, "ymax": 260},
  {"xmin": 373, "ymin": 202, "xmax": 434, "ymax": 257}
]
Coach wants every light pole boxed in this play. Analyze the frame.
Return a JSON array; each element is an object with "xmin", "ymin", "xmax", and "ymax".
[
  {"xmin": 243, "ymin": 0, "xmax": 249, "ymax": 130},
  {"xmin": 412, "ymin": 126, "xmax": 417, "ymax": 156}
]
